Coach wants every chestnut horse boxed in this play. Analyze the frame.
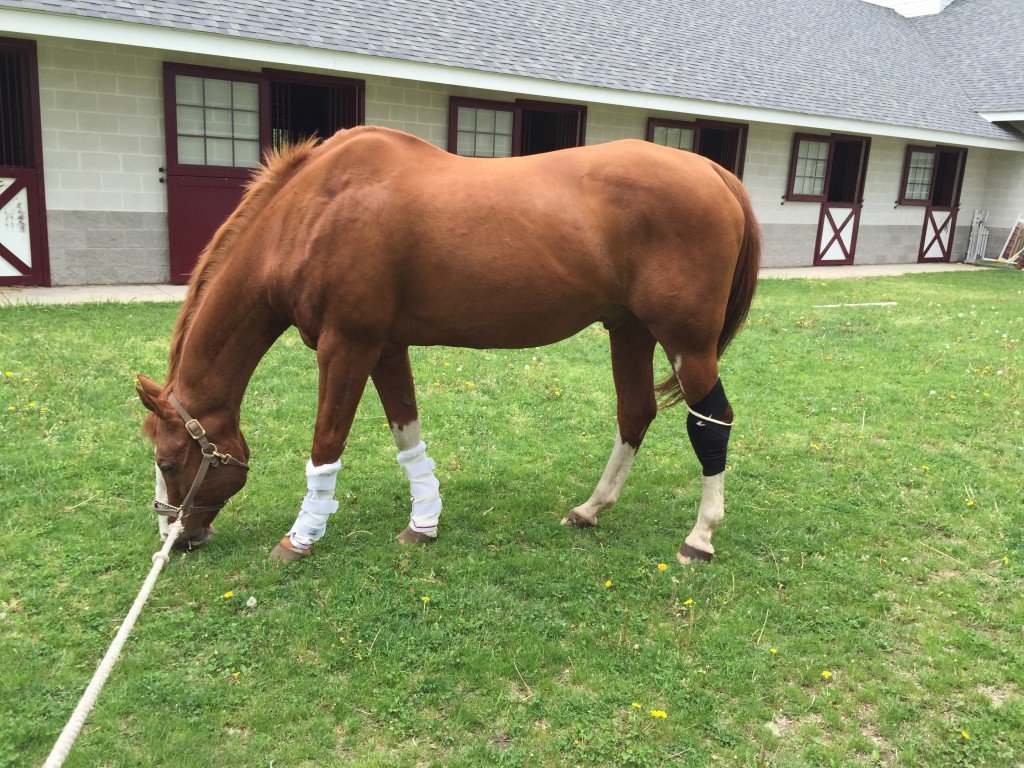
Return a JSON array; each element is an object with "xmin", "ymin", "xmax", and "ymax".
[{"xmin": 137, "ymin": 126, "xmax": 759, "ymax": 564}]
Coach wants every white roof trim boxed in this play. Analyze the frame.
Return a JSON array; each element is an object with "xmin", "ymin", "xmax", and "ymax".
[
  {"xmin": 4, "ymin": 6, "xmax": 1023, "ymax": 152},
  {"xmin": 980, "ymin": 111, "xmax": 1024, "ymax": 123}
]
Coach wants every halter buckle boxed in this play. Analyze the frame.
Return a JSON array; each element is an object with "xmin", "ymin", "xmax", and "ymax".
[{"xmin": 184, "ymin": 419, "xmax": 205, "ymax": 439}]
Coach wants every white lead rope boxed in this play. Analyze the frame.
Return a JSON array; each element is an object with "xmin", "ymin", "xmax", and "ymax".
[{"xmin": 42, "ymin": 519, "xmax": 185, "ymax": 768}]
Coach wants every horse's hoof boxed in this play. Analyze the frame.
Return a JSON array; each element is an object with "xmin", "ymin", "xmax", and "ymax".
[
  {"xmin": 170, "ymin": 525, "xmax": 213, "ymax": 550},
  {"xmin": 676, "ymin": 541, "xmax": 714, "ymax": 565},
  {"xmin": 269, "ymin": 536, "xmax": 312, "ymax": 562},
  {"xmin": 561, "ymin": 509, "xmax": 597, "ymax": 528},
  {"xmin": 396, "ymin": 526, "xmax": 437, "ymax": 544}
]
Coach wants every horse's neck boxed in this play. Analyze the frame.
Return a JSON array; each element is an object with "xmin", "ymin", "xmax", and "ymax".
[{"xmin": 172, "ymin": 268, "xmax": 284, "ymax": 421}]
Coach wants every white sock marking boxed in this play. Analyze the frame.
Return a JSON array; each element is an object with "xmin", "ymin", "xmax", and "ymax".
[
  {"xmin": 683, "ymin": 472, "xmax": 725, "ymax": 554},
  {"xmin": 571, "ymin": 432, "xmax": 637, "ymax": 521}
]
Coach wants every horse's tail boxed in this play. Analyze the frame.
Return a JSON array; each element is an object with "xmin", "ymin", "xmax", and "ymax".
[{"xmin": 655, "ymin": 165, "xmax": 761, "ymax": 409}]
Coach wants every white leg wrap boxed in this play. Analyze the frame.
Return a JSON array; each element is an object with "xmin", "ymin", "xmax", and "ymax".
[
  {"xmin": 155, "ymin": 463, "xmax": 170, "ymax": 540},
  {"xmin": 684, "ymin": 472, "xmax": 725, "ymax": 554},
  {"xmin": 287, "ymin": 459, "xmax": 342, "ymax": 549},
  {"xmin": 397, "ymin": 441, "xmax": 441, "ymax": 535}
]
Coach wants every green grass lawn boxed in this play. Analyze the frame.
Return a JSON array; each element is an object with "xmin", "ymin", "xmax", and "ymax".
[{"xmin": 2, "ymin": 271, "xmax": 1022, "ymax": 767}]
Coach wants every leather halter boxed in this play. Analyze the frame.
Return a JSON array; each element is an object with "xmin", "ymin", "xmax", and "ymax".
[{"xmin": 152, "ymin": 393, "xmax": 249, "ymax": 521}]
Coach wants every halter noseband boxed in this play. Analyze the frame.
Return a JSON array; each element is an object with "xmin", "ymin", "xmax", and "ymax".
[{"xmin": 153, "ymin": 393, "xmax": 249, "ymax": 521}]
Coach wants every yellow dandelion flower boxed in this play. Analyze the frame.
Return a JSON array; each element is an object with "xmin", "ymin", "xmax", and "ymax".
[
  {"xmin": 657, "ymin": 563, "xmax": 668, "ymax": 571},
  {"xmin": 631, "ymin": 702, "xmax": 641, "ymax": 709},
  {"xmin": 810, "ymin": 443, "xmax": 821, "ymax": 450},
  {"xmin": 465, "ymin": 381, "xmax": 476, "ymax": 388},
  {"xmin": 422, "ymin": 595, "xmax": 430, "ymax": 603},
  {"xmin": 605, "ymin": 580, "xmax": 613, "ymax": 588},
  {"xmin": 770, "ymin": 647, "xmax": 778, "ymax": 654},
  {"xmin": 5, "ymin": 405, "xmax": 13, "ymax": 412},
  {"xmin": 683, "ymin": 598, "xmax": 694, "ymax": 606},
  {"xmin": 222, "ymin": 591, "xmax": 234, "ymax": 599},
  {"xmin": 961, "ymin": 731, "xmax": 969, "ymax": 740},
  {"xmin": 650, "ymin": 709, "xmax": 667, "ymax": 718},
  {"xmin": 966, "ymin": 500, "xmax": 975, "ymax": 507},
  {"xmin": 3, "ymin": 371, "xmax": 11, "ymax": 377},
  {"xmin": 921, "ymin": 465, "xmax": 929, "ymax": 472},
  {"xmin": 1002, "ymin": 556, "xmax": 1009, "ymax": 565},
  {"xmin": 821, "ymin": 670, "xmax": 832, "ymax": 680},
  {"xmin": 231, "ymin": 671, "xmax": 240, "ymax": 680},
  {"xmin": 949, "ymin": 394, "xmax": 956, "ymax": 401},
  {"xmin": 21, "ymin": 377, "xmax": 28, "ymax": 382},
  {"xmin": 27, "ymin": 402, "xmax": 36, "ymax": 408}
]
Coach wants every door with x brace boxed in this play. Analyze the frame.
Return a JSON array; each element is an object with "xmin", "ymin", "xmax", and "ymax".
[{"xmin": 814, "ymin": 202, "xmax": 860, "ymax": 266}]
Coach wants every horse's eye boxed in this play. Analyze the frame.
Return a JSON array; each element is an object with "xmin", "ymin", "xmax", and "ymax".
[{"xmin": 158, "ymin": 462, "xmax": 177, "ymax": 474}]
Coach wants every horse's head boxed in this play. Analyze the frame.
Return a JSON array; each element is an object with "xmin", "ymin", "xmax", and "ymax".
[{"xmin": 136, "ymin": 374, "xmax": 250, "ymax": 548}]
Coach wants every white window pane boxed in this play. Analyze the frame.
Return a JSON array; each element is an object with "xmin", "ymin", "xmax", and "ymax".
[
  {"xmin": 457, "ymin": 131, "xmax": 475, "ymax": 155},
  {"xmin": 666, "ymin": 127, "xmax": 680, "ymax": 148},
  {"xmin": 653, "ymin": 126, "xmax": 667, "ymax": 145},
  {"xmin": 457, "ymin": 107, "xmax": 476, "ymax": 131},
  {"xmin": 206, "ymin": 137, "xmax": 233, "ymax": 165},
  {"xmin": 233, "ymin": 140, "xmax": 260, "ymax": 167},
  {"xmin": 204, "ymin": 78, "xmax": 232, "ymax": 108},
  {"xmin": 232, "ymin": 82, "xmax": 258, "ymax": 111},
  {"xmin": 495, "ymin": 110, "xmax": 513, "ymax": 134},
  {"xmin": 677, "ymin": 129, "xmax": 694, "ymax": 151},
  {"xmin": 233, "ymin": 110, "xmax": 259, "ymax": 139},
  {"xmin": 493, "ymin": 134, "xmax": 512, "ymax": 157},
  {"xmin": 476, "ymin": 109, "xmax": 496, "ymax": 133},
  {"xmin": 176, "ymin": 105, "xmax": 203, "ymax": 135},
  {"xmin": 175, "ymin": 76, "xmax": 203, "ymax": 106},
  {"xmin": 475, "ymin": 133, "xmax": 494, "ymax": 157},
  {"xmin": 177, "ymin": 135, "xmax": 204, "ymax": 164},
  {"xmin": 205, "ymin": 108, "xmax": 233, "ymax": 137}
]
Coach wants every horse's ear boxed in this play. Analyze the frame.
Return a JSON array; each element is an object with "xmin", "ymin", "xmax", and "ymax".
[{"xmin": 135, "ymin": 374, "xmax": 174, "ymax": 420}]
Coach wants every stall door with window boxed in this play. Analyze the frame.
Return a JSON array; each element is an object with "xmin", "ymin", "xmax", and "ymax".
[
  {"xmin": 0, "ymin": 38, "xmax": 48, "ymax": 286},
  {"xmin": 899, "ymin": 146, "xmax": 966, "ymax": 263},
  {"xmin": 449, "ymin": 97, "xmax": 585, "ymax": 158},
  {"xmin": 647, "ymin": 118, "xmax": 748, "ymax": 178},
  {"xmin": 787, "ymin": 133, "xmax": 870, "ymax": 266},
  {"xmin": 163, "ymin": 64, "xmax": 363, "ymax": 284}
]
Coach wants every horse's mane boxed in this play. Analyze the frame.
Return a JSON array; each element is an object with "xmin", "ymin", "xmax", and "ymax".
[{"xmin": 164, "ymin": 138, "xmax": 319, "ymax": 385}]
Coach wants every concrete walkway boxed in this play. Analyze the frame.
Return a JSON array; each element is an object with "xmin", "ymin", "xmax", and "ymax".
[{"xmin": 0, "ymin": 262, "xmax": 981, "ymax": 306}]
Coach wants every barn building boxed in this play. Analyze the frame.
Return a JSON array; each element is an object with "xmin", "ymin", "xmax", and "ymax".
[{"xmin": 0, "ymin": 0, "xmax": 1021, "ymax": 286}]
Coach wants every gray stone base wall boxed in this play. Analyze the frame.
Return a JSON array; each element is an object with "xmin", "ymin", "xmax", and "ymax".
[
  {"xmin": 46, "ymin": 210, "xmax": 169, "ymax": 286},
  {"xmin": 761, "ymin": 223, "xmax": 970, "ymax": 268},
  {"xmin": 985, "ymin": 227, "xmax": 1010, "ymax": 259}
]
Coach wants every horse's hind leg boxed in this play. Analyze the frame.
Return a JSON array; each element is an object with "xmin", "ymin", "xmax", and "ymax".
[
  {"xmin": 370, "ymin": 346, "xmax": 442, "ymax": 544},
  {"xmin": 662, "ymin": 345, "xmax": 733, "ymax": 565},
  {"xmin": 563, "ymin": 316, "xmax": 657, "ymax": 527}
]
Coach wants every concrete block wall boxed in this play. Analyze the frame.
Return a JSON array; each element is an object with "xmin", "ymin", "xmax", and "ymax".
[
  {"xmin": 979, "ymin": 152, "xmax": 1024, "ymax": 258},
  {"xmin": 30, "ymin": 36, "xmax": 1024, "ymax": 283}
]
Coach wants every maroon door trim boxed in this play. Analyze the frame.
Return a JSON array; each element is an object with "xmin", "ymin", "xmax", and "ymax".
[
  {"xmin": 0, "ymin": 37, "xmax": 49, "ymax": 286},
  {"xmin": 813, "ymin": 203, "xmax": 861, "ymax": 266},
  {"xmin": 918, "ymin": 206, "xmax": 958, "ymax": 262}
]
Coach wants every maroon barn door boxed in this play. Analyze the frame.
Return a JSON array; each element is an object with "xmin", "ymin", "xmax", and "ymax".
[
  {"xmin": 163, "ymin": 64, "xmax": 363, "ymax": 284},
  {"xmin": 813, "ymin": 136, "xmax": 869, "ymax": 266},
  {"xmin": 899, "ymin": 145, "xmax": 967, "ymax": 263},
  {"xmin": 0, "ymin": 38, "xmax": 49, "ymax": 286}
]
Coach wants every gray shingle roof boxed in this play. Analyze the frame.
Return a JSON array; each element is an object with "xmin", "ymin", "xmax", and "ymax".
[
  {"xmin": 914, "ymin": 0, "xmax": 1024, "ymax": 113},
  {"xmin": 2, "ymin": 0, "xmax": 1019, "ymax": 141}
]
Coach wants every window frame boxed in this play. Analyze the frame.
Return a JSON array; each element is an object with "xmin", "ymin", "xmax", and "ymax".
[
  {"xmin": 784, "ymin": 132, "xmax": 836, "ymax": 203},
  {"xmin": 447, "ymin": 96, "xmax": 587, "ymax": 157},
  {"xmin": 646, "ymin": 117, "xmax": 748, "ymax": 178},
  {"xmin": 897, "ymin": 144, "xmax": 967, "ymax": 207},
  {"xmin": 163, "ymin": 63, "xmax": 272, "ymax": 178}
]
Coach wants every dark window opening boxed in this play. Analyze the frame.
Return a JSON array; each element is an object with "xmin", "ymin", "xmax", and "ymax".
[
  {"xmin": 931, "ymin": 150, "xmax": 961, "ymax": 206},
  {"xmin": 521, "ymin": 108, "xmax": 581, "ymax": 155},
  {"xmin": 697, "ymin": 128, "xmax": 733, "ymax": 170},
  {"xmin": 827, "ymin": 140, "xmax": 864, "ymax": 203},
  {"xmin": 271, "ymin": 81, "xmax": 361, "ymax": 152},
  {"xmin": 0, "ymin": 47, "xmax": 29, "ymax": 168}
]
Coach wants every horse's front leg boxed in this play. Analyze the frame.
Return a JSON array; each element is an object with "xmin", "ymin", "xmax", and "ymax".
[
  {"xmin": 270, "ymin": 337, "xmax": 382, "ymax": 562},
  {"xmin": 370, "ymin": 346, "xmax": 442, "ymax": 544}
]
